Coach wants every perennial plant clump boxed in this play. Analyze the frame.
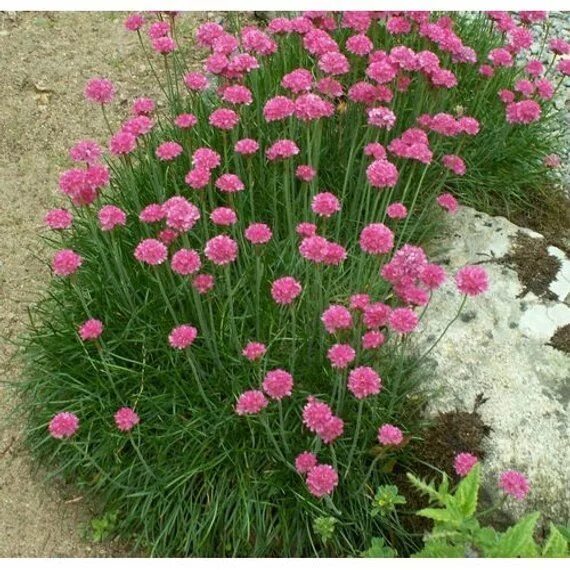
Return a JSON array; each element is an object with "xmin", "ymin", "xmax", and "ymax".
[{"xmin": 18, "ymin": 10, "xmax": 567, "ymax": 557}]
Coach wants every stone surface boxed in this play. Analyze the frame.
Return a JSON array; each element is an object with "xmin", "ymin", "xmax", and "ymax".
[{"xmin": 417, "ymin": 207, "xmax": 570, "ymax": 523}]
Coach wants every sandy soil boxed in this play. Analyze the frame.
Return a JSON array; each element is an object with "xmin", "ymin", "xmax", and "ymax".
[{"xmin": 0, "ymin": 11, "xmax": 207, "ymax": 557}]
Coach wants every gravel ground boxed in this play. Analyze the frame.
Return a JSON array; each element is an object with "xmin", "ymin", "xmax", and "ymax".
[{"xmin": 0, "ymin": 11, "xmax": 206, "ymax": 557}]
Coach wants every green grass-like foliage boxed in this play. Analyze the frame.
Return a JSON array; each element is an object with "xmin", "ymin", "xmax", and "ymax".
[{"xmin": 16, "ymin": 11, "xmax": 567, "ymax": 556}]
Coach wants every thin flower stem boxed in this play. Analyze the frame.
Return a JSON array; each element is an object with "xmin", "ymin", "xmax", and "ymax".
[{"xmin": 345, "ymin": 399, "xmax": 364, "ymax": 478}]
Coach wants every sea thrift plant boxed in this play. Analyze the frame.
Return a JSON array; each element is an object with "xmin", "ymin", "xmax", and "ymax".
[{"xmin": 20, "ymin": 10, "xmax": 565, "ymax": 558}]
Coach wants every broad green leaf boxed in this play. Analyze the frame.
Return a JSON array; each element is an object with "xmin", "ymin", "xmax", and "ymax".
[
  {"xmin": 361, "ymin": 537, "xmax": 397, "ymax": 558},
  {"xmin": 488, "ymin": 512, "xmax": 540, "ymax": 558},
  {"xmin": 542, "ymin": 524, "xmax": 569, "ymax": 558},
  {"xmin": 454, "ymin": 463, "xmax": 481, "ymax": 517},
  {"xmin": 417, "ymin": 507, "xmax": 461, "ymax": 524},
  {"xmin": 413, "ymin": 539, "xmax": 465, "ymax": 558}
]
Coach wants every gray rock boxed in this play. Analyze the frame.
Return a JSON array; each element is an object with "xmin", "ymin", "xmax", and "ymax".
[{"xmin": 416, "ymin": 207, "xmax": 570, "ymax": 523}]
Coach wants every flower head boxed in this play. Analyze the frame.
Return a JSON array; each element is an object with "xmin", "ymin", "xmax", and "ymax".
[
  {"xmin": 455, "ymin": 266, "xmax": 489, "ymax": 296},
  {"xmin": 386, "ymin": 203, "xmax": 407, "ymax": 219},
  {"xmin": 245, "ymin": 223, "xmax": 272, "ymax": 245},
  {"xmin": 388, "ymin": 307, "xmax": 419, "ymax": 334},
  {"xmin": 114, "ymin": 407, "xmax": 140, "ymax": 432},
  {"xmin": 156, "ymin": 141, "xmax": 183, "ymax": 161},
  {"xmin": 378, "ymin": 424, "xmax": 403, "ymax": 445},
  {"xmin": 263, "ymin": 369, "xmax": 294, "ymax": 400},
  {"xmin": 327, "ymin": 344, "xmax": 356, "ymax": 369},
  {"xmin": 134, "ymin": 239, "xmax": 168, "ymax": 266},
  {"xmin": 78, "ymin": 318, "xmax": 103, "ymax": 341},
  {"xmin": 321, "ymin": 305, "xmax": 353, "ymax": 334},
  {"xmin": 242, "ymin": 342, "xmax": 266, "ymax": 361},
  {"xmin": 235, "ymin": 390, "xmax": 268, "ymax": 416},
  {"xmin": 98, "ymin": 205, "xmax": 126, "ymax": 231},
  {"xmin": 436, "ymin": 192, "xmax": 459, "ymax": 214},
  {"xmin": 52, "ymin": 249, "xmax": 83, "ymax": 276},
  {"xmin": 360, "ymin": 223, "xmax": 394, "ymax": 255},
  {"xmin": 295, "ymin": 452, "xmax": 318, "ymax": 474},
  {"xmin": 193, "ymin": 273, "xmax": 215, "ymax": 294},
  {"xmin": 168, "ymin": 324, "xmax": 198, "ymax": 349},
  {"xmin": 44, "ymin": 208, "xmax": 73, "ymax": 230},
  {"xmin": 215, "ymin": 173, "xmax": 245, "ymax": 193},
  {"xmin": 84, "ymin": 77, "xmax": 115, "ymax": 104},
  {"xmin": 234, "ymin": 138, "xmax": 259, "ymax": 155},
  {"xmin": 306, "ymin": 464, "xmax": 339, "ymax": 497},
  {"xmin": 348, "ymin": 366, "xmax": 381, "ymax": 399},
  {"xmin": 454, "ymin": 452, "xmax": 478, "ymax": 477},
  {"xmin": 312, "ymin": 192, "xmax": 341, "ymax": 217},
  {"xmin": 271, "ymin": 277, "xmax": 302, "ymax": 305},
  {"xmin": 499, "ymin": 470, "xmax": 530, "ymax": 500},
  {"xmin": 49, "ymin": 412, "xmax": 79, "ymax": 439},
  {"xmin": 204, "ymin": 235, "xmax": 238, "ymax": 265},
  {"xmin": 171, "ymin": 248, "xmax": 201, "ymax": 275}
]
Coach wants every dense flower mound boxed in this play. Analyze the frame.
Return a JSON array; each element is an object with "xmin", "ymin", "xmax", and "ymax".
[{"xmin": 21, "ymin": 10, "xmax": 558, "ymax": 557}]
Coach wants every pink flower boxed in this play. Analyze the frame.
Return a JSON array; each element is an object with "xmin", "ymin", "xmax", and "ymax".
[
  {"xmin": 525, "ymin": 59, "xmax": 544, "ymax": 76},
  {"xmin": 242, "ymin": 342, "xmax": 266, "ymax": 361},
  {"xmin": 544, "ymin": 154, "xmax": 561, "ymax": 168},
  {"xmin": 294, "ymin": 93, "xmax": 335, "ymax": 122},
  {"xmin": 152, "ymin": 36, "xmax": 177, "ymax": 54},
  {"xmin": 268, "ymin": 17, "xmax": 292, "ymax": 35},
  {"xmin": 366, "ymin": 159, "xmax": 399, "ymax": 188},
  {"xmin": 557, "ymin": 59, "xmax": 570, "ymax": 76},
  {"xmin": 245, "ymin": 223, "xmax": 272, "ymax": 245},
  {"xmin": 159, "ymin": 229, "xmax": 179, "ymax": 246},
  {"xmin": 114, "ymin": 407, "xmax": 140, "ymax": 432},
  {"xmin": 488, "ymin": 48, "xmax": 513, "ymax": 68},
  {"xmin": 175, "ymin": 113, "xmax": 197, "ymax": 129},
  {"xmin": 204, "ymin": 53, "xmax": 229, "ymax": 75},
  {"xmin": 263, "ymin": 369, "xmax": 294, "ymax": 400},
  {"xmin": 84, "ymin": 77, "xmax": 115, "ymax": 104},
  {"xmin": 271, "ymin": 277, "xmax": 302, "ymax": 305},
  {"xmin": 388, "ymin": 307, "xmax": 419, "ymax": 334},
  {"xmin": 386, "ymin": 203, "xmax": 407, "ymax": 219},
  {"xmin": 184, "ymin": 71, "xmax": 209, "ymax": 91},
  {"xmin": 346, "ymin": 33, "xmax": 373, "ymax": 56},
  {"xmin": 360, "ymin": 223, "xmax": 394, "ymax": 255},
  {"xmin": 455, "ymin": 266, "xmax": 489, "ymax": 296},
  {"xmin": 296, "ymin": 223, "xmax": 317, "ymax": 238},
  {"xmin": 52, "ymin": 249, "xmax": 82, "ymax": 276},
  {"xmin": 306, "ymin": 464, "xmax": 339, "ymax": 497},
  {"xmin": 215, "ymin": 173, "xmax": 244, "ymax": 193},
  {"xmin": 156, "ymin": 141, "xmax": 183, "ymax": 161},
  {"xmin": 350, "ymin": 293, "xmax": 370, "ymax": 311},
  {"xmin": 209, "ymin": 108, "xmax": 239, "ymax": 130},
  {"xmin": 454, "ymin": 452, "xmax": 478, "ymax": 477},
  {"xmin": 185, "ymin": 167, "xmax": 211, "ymax": 190},
  {"xmin": 134, "ymin": 238, "xmax": 168, "ymax": 266},
  {"xmin": 362, "ymin": 330, "xmax": 385, "ymax": 350},
  {"xmin": 69, "ymin": 140, "xmax": 102, "ymax": 164},
  {"xmin": 193, "ymin": 273, "xmax": 215, "ymax": 294},
  {"xmin": 321, "ymin": 305, "xmax": 353, "ymax": 334},
  {"xmin": 235, "ymin": 390, "xmax": 268, "ymax": 416},
  {"xmin": 442, "ymin": 154, "xmax": 466, "ymax": 176},
  {"xmin": 311, "ymin": 192, "xmax": 341, "ymax": 217},
  {"xmin": 48, "ymin": 412, "xmax": 79, "ymax": 439},
  {"xmin": 122, "ymin": 115, "xmax": 154, "ymax": 137},
  {"xmin": 132, "ymin": 97, "xmax": 155, "ymax": 116},
  {"xmin": 348, "ymin": 366, "xmax": 381, "ymax": 399},
  {"xmin": 323, "ymin": 241, "xmax": 347, "ymax": 266},
  {"xmin": 78, "ymin": 318, "xmax": 103, "ymax": 341},
  {"xmin": 148, "ymin": 21, "xmax": 170, "ymax": 39},
  {"xmin": 98, "ymin": 205, "xmax": 126, "ymax": 231},
  {"xmin": 316, "ymin": 77, "xmax": 343, "ymax": 98},
  {"xmin": 210, "ymin": 207, "xmax": 237, "ymax": 227},
  {"xmin": 378, "ymin": 424, "xmax": 403, "ymax": 445},
  {"xmin": 296, "ymin": 165, "xmax": 316, "ymax": 182},
  {"xmin": 302, "ymin": 397, "xmax": 332, "ymax": 432},
  {"xmin": 318, "ymin": 416, "xmax": 344, "ymax": 444},
  {"xmin": 327, "ymin": 343, "xmax": 356, "ymax": 369},
  {"xmin": 318, "ymin": 51, "xmax": 350, "ymax": 75},
  {"xmin": 139, "ymin": 204, "xmax": 164, "ymax": 223},
  {"xmin": 124, "ymin": 13, "xmax": 145, "ymax": 32},
  {"xmin": 479, "ymin": 64, "xmax": 494, "ymax": 78},
  {"xmin": 281, "ymin": 68, "xmax": 313, "ymax": 93},
  {"xmin": 363, "ymin": 302, "xmax": 391, "ymax": 329},
  {"xmin": 295, "ymin": 452, "xmax": 318, "ymax": 474},
  {"xmin": 550, "ymin": 37, "xmax": 570, "ymax": 56},
  {"xmin": 168, "ymin": 324, "xmax": 198, "ymax": 349},
  {"xmin": 171, "ymin": 249, "xmax": 201, "ymax": 275},
  {"xmin": 506, "ymin": 100, "xmax": 541, "ymax": 124},
  {"xmin": 421, "ymin": 264, "xmax": 446, "ymax": 290},
  {"xmin": 263, "ymin": 96, "xmax": 296, "ymax": 122},
  {"xmin": 367, "ymin": 107, "xmax": 396, "ymax": 130},
  {"xmin": 515, "ymin": 79, "xmax": 535, "ymax": 97},
  {"xmin": 44, "ymin": 208, "xmax": 73, "ymax": 230},
  {"xmin": 499, "ymin": 470, "xmax": 530, "ymax": 500},
  {"xmin": 109, "ymin": 131, "xmax": 136, "ymax": 156},
  {"xmin": 436, "ymin": 193, "xmax": 459, "ymax": 214},
  {"xmin": 204, "ymin": 235, "xmax": 238, "ymax": 266},
  {"xmin": 266, "ymin": 139, "xmax": 300, "ymax": 161},
  {"xmin": 348, "ymin": 81, "xmax": 378, "ymax": 105},
  {"xmin": 303, "ymin": 28, "xmax": 339, "ymax": 56},
  {"xmin": 234, "ymin": 138, "xmax": 259, "ymax": 155},
  {"xmin": 364, "ymin": 143, "xmax": 387, "ymax": 161},
  {"xmin": 163, "ymin": 197, "xmax": 201, "ymax": 232},
  {"xmin": 196, "ymin": 22, "xmax": 224, "ymax": 47},
  {"xmin": 222, "ymin": 84, "xmax": 253, "ymax": 106},
  {"xmin": 535, "ymin": 78, "xmax": 554, "ymax": 101}
]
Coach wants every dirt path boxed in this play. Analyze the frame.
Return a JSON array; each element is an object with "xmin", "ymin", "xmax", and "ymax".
[{"xmin": 0, "ymin": 11, "xmax": 207, "ymax": 556}]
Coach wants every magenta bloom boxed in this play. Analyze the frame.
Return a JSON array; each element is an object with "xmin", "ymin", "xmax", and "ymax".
[
  {"xmin": 171, "ymin": 248, "xmax": 201, "ymax": 276},
  {"xmin": 185, "ymin": 167, "xmax": 211, "ymax": 190},
  {"xmin": 132, "ymin": 97, "xmax": 155, "ymax": 116},
  {"xmin": 368, "ymin": 106, "xmax": 397, "ymax": 130},
  {"xmin": 350, "ymin": 294, "xmax": 370, "ymax": 311},
  {"xmin": 263, "ymin": 95, "xmax": 296, "ymax": 122},
  {"xmin": 122, "ymin": 115, "xmax": 154, "ymax": 137},
  {"xmin": 78, "ymin": 318, "xmax": 103, "ymax": 341},
  {"xmin": 296, "ymin": 223, "xmax": 318, "ymax": 238},
  {"xmin": 302, "ymin": 396, "xmax": 332, "ymax": 433},
  {"xmin": 295, "ymin": 451, "xmax": 318, "ymax": 474},
  {"xmin": 52, "ymin": 249, "xmax": 83, "ymax": 277},
  {"xmin": 348, "ymin": 366, "xmax": 381, "ymax": 399},
  {"xmin": 363, "ymin": 302, "xmax": 391, "ymax": 329},
  {"xmin": 152, "ymin": 36, "xmax": 176, "ymax": 54},
  {"xmin": 281, "ymin": 68, "xmax": 313, "ymax": 93},
  {"xmin": 294, "ymin": 93, "xmax": 335, "ymax": 122},
  {"xmin": 234, "ymin": 138, "xmax": 259, "ymax": 155},
  {"xmin": 156, "ymin": 141, "xmax": 183, "ymax": 161},
  {"xmin": 321, "ymin": 305, "xmax": 353, "ymax": 334},
  {"xmin": 124, "ymin": 12, "xmax": 145, "ymax": 32},
  {"xmin": 159, "ymin": 229, "xmax": 178, "ymax": 246},
  {"xmin": 386, "ymin": 202, "xmax": 407, "ymax": 219},
  {"xmin": 389, "ymin": 308, "xmax": 419, "ymax": 334},
  {"xmin": 109, "ymin": 131, "xmax": 136, "ymax": 156},
  {"xmin": 209, "ymin": 108, "xmax": 239, "ymax": 130},
  {"xmin": 168, "ymin": 324, "xmax": 198, "ymax": 350},
  {"xmin": 306, "ymin": 464, "xmax": 339, "ymax": 497},
  {"xmin": 312, "ymin": 192, "xmax": 341, "ymax": 218},
  {"xmin": 69, "ymin": 139, "xmax": 102, "ymax": 164},
  {"xmin": 242, "ymin": 341, "xmax": 266, "ymax": 361},
  {"xmin": 184, "ymin": 71, "xmax": 209, "ymax": 91},
  {"xmin": 442, "ymin": 154, "xmax": 466, "ymax": 176},
  {"xmin": 235, "ymin": 390, "xmax": 268, "ymax": 416},
  {"xmin": 163, "ymin": 197, "xmax": 201, "ymax": 232},
  {"xmin": 506, "ymin": 100, "xmax": 541, "ymax": 125},
  {"xmin": 84, "ymin": 77, "xmax": 115, "ymax": 104},
  {"xmin": 44, "ymin": 208, "xmax": 73, "ymax": 230},
  {"xmin": 454, "ymin": 452, "xmax": 478, "ymax": 477},
  {"xmin": 327, "ymin": 343, "xmax": 356, "ymax": 369},
  {"xmin": 271, "ymin": 277, "xmax": 302, "ymax": 305},
  {"xmin": 48, "ymin": 412, "xmax": 79, "ymax": 439},
  {"xmin": 175, "ymin": 113, "xmax": 197, "ymax": 129},
  {"xmin": 499, "ymin": 470, "xmax": 530, "ymax": 500},
  {"xmin": 263, "ymin": 369, "xmax": 294, "ymax": 400},
  {"xmin": 114, "ymin": 407, "xmax": 140, "ymax": 432},
  {"xmin": 139, "ymin": 204, "xmax": 164, "ymax": 223},
  {"xmin": 421, "ymin": 264, "xmax": 446, "ymax": 290},
  {"xmin": 266, "ymin": 139, "xmax": 300, "ymax": 161},
  {"xmin": 215, "ymin": 173, "xmax": 245, "ymax": 194},
  {"xmin": 360, "ymin": 223, "xmax": 394, "ymax": 255},
  {"xmin": 362, "ymin": 330, "xmax": 385, "ymax": 350},
  {"xmin": 193, "ymin": 273, "xmax": 215, "ymax": 294},
  {"xmin": 210, "ymin": 207, "xmax": 237, "ymax": 227},
  {"xmin": 204, "ymin": 235, "xmax": 238, "ymax": 266},
  {"xmin": 245, "ymin": 223, "xmax": 272, "ymax": 245},
  {"xmin": 319, "ymin": 51, "xmax": 350, "ymax": 75},
  {"xmin": 367, "ymin": 159, "xmax": 399, "ymax": 188},
  {"xmin": 135, "ymin": 239, "xmax": 168, "ymax": 266},
  {"xmin": 346, "ymin": 33, "xmax": 373, "ymax": 56},
  {"xmin": 98, "ymin": 205, "xmax": 126, "ymax": 231},
  {"xmin": 378, "ymin": 424, "xmax": 403, "ymax": 446},
  {"xmin": 436, "ymin": 192, "xmax": 459, "ymax": 214},
  {"xmin": 296, "ymin": 165, "xmax": 316, "ymax": 182},
  {"xmin": 455, "ymin": 266, "xmax": 489, "ymax": 297}
]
